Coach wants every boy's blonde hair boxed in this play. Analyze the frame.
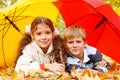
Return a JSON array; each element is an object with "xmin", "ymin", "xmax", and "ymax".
[{"xmin": 62, "ymin": 26, "xmax": 86, "ymax": 42}]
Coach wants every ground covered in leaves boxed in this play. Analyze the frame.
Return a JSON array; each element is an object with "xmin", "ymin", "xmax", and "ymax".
[{"xmin": 0, "ymin": 56, "xmax": 120, "ymax": 80}]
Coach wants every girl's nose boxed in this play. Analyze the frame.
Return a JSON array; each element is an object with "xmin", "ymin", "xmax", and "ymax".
[{"xmin": 41, "ymin": 34, "xmax": 46, "ymax": 39}]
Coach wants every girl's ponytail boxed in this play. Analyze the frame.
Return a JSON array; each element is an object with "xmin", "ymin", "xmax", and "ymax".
[{"xmin": 15, "ymin": 33, "xmax": 32, "ymax": 63}]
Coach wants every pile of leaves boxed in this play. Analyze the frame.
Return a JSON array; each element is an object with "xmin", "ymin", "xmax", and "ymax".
[{"xmin": 0, "ymin": 56, "xmax": 120, "ymax": 80}]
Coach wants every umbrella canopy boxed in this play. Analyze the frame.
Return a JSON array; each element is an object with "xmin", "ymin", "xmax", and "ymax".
[
  {"xmin": 0, "ymin": 0, "xmax": 60, "ymax": 68},
  {"xmin": 54, "ymin": 0, "xmax": 120, "ymax": 63}
]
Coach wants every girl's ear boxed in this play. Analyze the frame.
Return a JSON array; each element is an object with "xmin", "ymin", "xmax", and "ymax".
[
  {"xmin": 52, "ymin": 32, "xmax": 55, "ymax": 39},
  {"xmin": 30, "ymin": 33, "xmax": 34, "ymax": 41}
]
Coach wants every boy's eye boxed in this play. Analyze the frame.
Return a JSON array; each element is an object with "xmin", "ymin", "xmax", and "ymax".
[
  {"xmin": 68, "ymin": 41, "xmax": 73, "ymax": 44},
  {"xmin": 76, "ymin": 40, "xmax": 81, "ymax": 43}
]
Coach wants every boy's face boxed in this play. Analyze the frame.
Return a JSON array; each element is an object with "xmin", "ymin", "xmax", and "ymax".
[{"xmin": 66, "ymin": 37, "xmax": 85, "ymax": 58}]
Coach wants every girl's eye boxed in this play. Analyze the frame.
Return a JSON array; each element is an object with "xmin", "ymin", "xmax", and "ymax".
[
  {"xmin": 46, "ymin": 31, "xmax": 51, "ymax": 34},
  {"xmin": 36, "ymin": 32, "xmax": 41, "ymax": 35}
]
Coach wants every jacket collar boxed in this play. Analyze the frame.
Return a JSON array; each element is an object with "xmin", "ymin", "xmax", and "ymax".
[{"xmin": 32, "ymin": 41, "xmax": 53, "ymax": 55}]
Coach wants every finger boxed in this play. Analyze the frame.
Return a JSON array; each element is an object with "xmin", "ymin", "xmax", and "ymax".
[
  {"xmin": 55, "ymin": 69, "xmax": 63, "ymax": 73},
  {"xmin": 98, "ymin": 60, "xmax": 105, "ymax": 64},
  {"xmin": 59, "ymin": 66, "xmax": 65, "ymax": 71},
  {"xmin": 102, "ymin": 62, "xmax": 107, "ymax": 67},
  {"xmin": 99, "ymin": 61, "xmax": 107, "ymax": 67},
  {"xmin": 60, "ymin": 64, "xmax": 65, "ymax": 68},
  {"xmin": 101, "ymin": 60, "xmax": 107, "ymax": 66}
]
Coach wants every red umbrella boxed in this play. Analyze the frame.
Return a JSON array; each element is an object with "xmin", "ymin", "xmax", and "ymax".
[{"xmin": 54, "ymin": 0, "xmax": 120, "ymax": 63}]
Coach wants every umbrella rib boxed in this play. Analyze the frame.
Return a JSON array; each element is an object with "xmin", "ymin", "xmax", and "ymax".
[
  {"xmin": 4, "ymin": 15, "xmax": 20, "ymax": 32},
  {"xmin": 1, "ymin": 36, "xmax": 7, "ymax": 67},
  {"xmin": 1, "ymin": 24, "xmax": 11, "ymax": 67},
  {"xmin": 13, "ymin": 16, "xmax": 32, "ymax": 22},
  {"xmin": 87, "ymin": 17, "xmax": 106, "ymax": 38},
  {"xmin": 0, "ymin": 26, "xmax": 8, "ymax": 32},
  {"xmin": 13, "ymin": 5, "xmax": 30, "ymax": 21},
  {"xmin": 0, "ymin": 19, "xmax": 9, "ymax": 32},
  {"xmin": 5, "ymin": 4, "xmax": 30, "ymax": 34},
  {"xmin": 85, "ymin": 0, "xmax": 120, "ymax": 39},
  {"xmin": 107, "ymin": 20, "xmax": 120, "ymax": 39},
  {"xmin": 11, "ymin": 7, "xmax": 17, "ymax": 22},
  {"xmin": 2, "ymin": 23, "xmax": 11, "ymax": 39},
  {"xmin": 95, "ymin": 18, "xmax": 106, "ymax": 28},
  {"xmin": 6, "ymin": 5, "xmax": 30, "ymax": 35},
  {"xmin": 94, "ymin": 21, "xmax": 106, "ymax": 46},
  {"xmin": 67, "ymin": 13, "xmax": 102, "ymax": 27},
  {"xmin": 1, "ymin": 5, "xmax": 29, "ymax": 35},
  {"xmin": 0, "ymin": 16, "xmax": 9, "ymax": 26}
]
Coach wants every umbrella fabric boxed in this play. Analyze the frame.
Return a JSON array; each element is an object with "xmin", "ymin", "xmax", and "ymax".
[
  {"xmin": 54, "ymin": 0, "xmax": 120, "ymax": 63},
  {"xmin": 0, "ymin": 1, "xmax": 59, "ymax": 68}
]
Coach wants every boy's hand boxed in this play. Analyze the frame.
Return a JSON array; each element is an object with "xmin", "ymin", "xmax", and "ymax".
[{"xmin": 95, "ymin": 59, "xmax": 107, "ymax": 68}]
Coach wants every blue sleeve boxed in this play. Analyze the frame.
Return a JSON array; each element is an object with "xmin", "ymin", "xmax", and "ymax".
[
  {"xmin": 88, "ymin": 50, "xmax": 110, "ymax": 72},
  {"xmin": 88, "ymin": 50, "xmax": 102, "ymax": 63}
]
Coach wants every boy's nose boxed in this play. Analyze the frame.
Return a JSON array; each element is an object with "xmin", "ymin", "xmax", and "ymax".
[{"xmin": 73, "ymin": 42, "xmax": 77, "ymax": 47}]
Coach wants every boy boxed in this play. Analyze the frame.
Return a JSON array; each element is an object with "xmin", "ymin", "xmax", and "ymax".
[{"xmin": 62, "ymin": 26, "xmax": 110, "ymax": 73}]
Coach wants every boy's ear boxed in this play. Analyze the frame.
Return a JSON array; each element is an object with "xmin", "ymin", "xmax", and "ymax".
[{"xmin": 84, "ymin": 42, "xmax": 88, "ymax": 47}]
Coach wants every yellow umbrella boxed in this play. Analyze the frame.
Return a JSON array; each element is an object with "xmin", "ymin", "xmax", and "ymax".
[
  {"xmin": 0, "ymin": 0, "xmax": 60, "ymax": 68},
  {"xmin": 115, "ymin": 7, "xmax": 120, "ymax": 16},
  {"xmin": 0, "ymin": 0, "xmax": 26, "ymax": 13}
]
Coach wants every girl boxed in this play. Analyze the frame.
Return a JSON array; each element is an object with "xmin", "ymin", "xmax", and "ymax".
[
  {"xmin": 15, "ymin": 17, "xmax": 67, "ymax": 75},
  {"xmin": 62, "ymin": 26, "xmax": 110, "ymax": 73}
]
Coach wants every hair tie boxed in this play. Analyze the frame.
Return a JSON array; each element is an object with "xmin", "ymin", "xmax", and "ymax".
[
  {"xmin": 54, "ymin": 27, "xmax": 60, "ymax": 35},
  {"xmin": 25, "ymin": 24, "xmax": 31, "ymax": 34}
]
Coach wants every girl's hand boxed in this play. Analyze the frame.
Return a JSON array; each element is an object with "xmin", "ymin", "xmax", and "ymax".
[{"xmin": 45, "ymin": 63, "xmax": 65, "ymax": 73}]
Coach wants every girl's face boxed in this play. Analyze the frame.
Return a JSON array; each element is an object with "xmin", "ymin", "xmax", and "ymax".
[
  {"xmin": 33, "ymin": 24, "xmax": 53, "ymax": 50},
  {"xmin": 66, "ymin": 37, "xmax": 85, "ymax": 58}
]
